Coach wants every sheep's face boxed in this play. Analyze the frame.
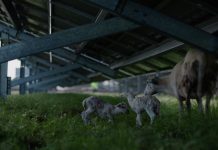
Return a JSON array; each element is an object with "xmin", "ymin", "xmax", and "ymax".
[
  {"xmin": 114, "ymin": 102, "xmax": 129, "ymax": 114},
  {"xmin": 144, "ymin": 79, "xmax": 157, "ymax": 95}
]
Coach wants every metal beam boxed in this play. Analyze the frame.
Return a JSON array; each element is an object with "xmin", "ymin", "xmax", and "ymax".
[
  {"xmin": 0, "ymin": 17, "xmax": 137, "ymax": 62},
  {"xmin": 19, "ymin": 59, "xmax": 26, "ymax": 95},
  {"xmin": 83, "ymin": 0, "xmax": 218, "ymax": 53},
  {"xmin": 28, "ymin": 56, "xmax": 59, "ymax": 68},
  {"xmin": 11, "ymin": 64, "xmax": 82, "ymax": 87},
  {"xmin": 52, "ymin": 49, "xmax": 114, "ymax": 77},
  {"xmin": 111, "ymin": 19, "xmax": 218, "ymax": 69},
  {"xmin": 29, "ymin": 61, "xmax": 90, "ymax": 82},
  {"xmin": 156, "ymin": 57, "xmax": 176, "ymax": 67},
  {"xmin": 0, "ymin": 33, "xmax": 8, "ymax": 99},
  {"xmin": 0, "ymin": 17, "xmax": 139, "ymax": 76},
  {"xmin": 27, "ymin": 74, "xmax": 69, "ymax": 90},
  {"xmin": 0, "ymin": 0, "xmax": 23, "ymax": 31},
  {"xmin": 48, "ymin": 0, "xmax": 53, "ymax": 63},
  {"xmin": 76, "ymin": 9, "xmax": 108, "ymax": 53},
  {"xmin": 0, "ymin": 63, "xmax": 8, "ymax": 99},
  {"xmin": 26, "ymin": 57, "xmax": 91, "ymax": 82},
  {"xmin": 52, "ymin": 1, "xmax": 95, "ymax": 20}
]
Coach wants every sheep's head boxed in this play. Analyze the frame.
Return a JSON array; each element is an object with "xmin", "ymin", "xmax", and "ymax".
[
  {"xmin": 113, "ymin": 102, "xmax": 129, "ymax": 114},
  {"xmin": 144, "ymin": 78, "xmax": 158, "ymax": 95}
]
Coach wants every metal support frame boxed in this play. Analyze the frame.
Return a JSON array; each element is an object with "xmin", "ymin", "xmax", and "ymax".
[
  {"xmin": 28, "ymin": 56, "xmax": 60, "ymax": 68},
  {"xmin": 76, "ymin": 9, "xmax": 108, "ymax": 53},
  {"xmin": 0, "ymin": 0, "xmax": 23, "ymax": 32},
  {"xmin": 19, "ymin": 59, "xmax": 26, "ymax": 95},
  {"xmin": 48, "ymin": 0, "xmax": 53, "ymax": 63},
  {"xmin": 0, "ymin": 17, "xmax": 138, "ymax": 77},
  {"xmin": 52, "ymin": 1, "xmax": 95, "ymax": 20},
  {"xmin": 111, "ymin": 19, "xmax": 218, "ymax": 69},
  {"xmin": 27, "ymin": 74, "xmax": 70, "ymax": 90},
  {"xmin": 0, "ymin": 63, "xmax": 8, "ymax": 99},
  {"xmin": 0, "ymin": 32, "xmax": 8, "ymax": 99},
  {"xmin": 83, "ymin": 0, "xmax": 218, "ymax": 53},
  {"xmin": 26, "ymin": 58, "xmax": 91, "ymax": 83},
  {"xmin": 11, "ymin": 64, "xmax": 85, "ymax": 87},
  {"xmin": 0, "ymin": 17, "xmax": 137, "ymax": 62},
  {"xmin": 7, "ymin": 77, "xmax": 11, "ymax": 95},
  {"xmin": 28, "ymin": 67, "xmax": 34, "ymax": 93}
]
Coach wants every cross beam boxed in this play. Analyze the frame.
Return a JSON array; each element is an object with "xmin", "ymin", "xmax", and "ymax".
[
  {"xmin": 27, "ymin": 74, "xmax": 70, "ymax": 90},
  {"xmin": 111, "ymin": 19, "xmax": 218, "ymax": 69},
  {"xmin": 0, "ymin": 17, "xmax": 138, "ymax": 63},
  {"xmin": 83, "ymin": 0, "xmax": 218, "ymax": 53},
  {"xmin": 0, "ymin": 17, "xmax": 138, "ymax": 77},
  {"xmin": 11, "ymin": 64, "xmax": 84, "ymax": 87},
  {"xmin": 0, "ymin": 0, "xmax": 23, "ymax": 31},
  {"xmin": 28, "ymin": 56, "xmax": 60, "ymax": 68}
]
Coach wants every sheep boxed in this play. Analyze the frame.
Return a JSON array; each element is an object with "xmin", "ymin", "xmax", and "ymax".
[
  {"xmin": 145, "ymin": 49, "xmax": 218, "ymax": 113},
  {"xmin": 81, "ymin": 96, "xmax": 129, "ymax": 125},
  {"xmin": 122, "ymin": 93, "xmax": 160, "ymax": 126}
]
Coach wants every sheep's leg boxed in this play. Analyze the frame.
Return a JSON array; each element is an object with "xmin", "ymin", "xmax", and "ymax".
[
  {"xmin": 83, "ymin": 107, "xmax": 95, "ymax": 124},
  {"xmin": 81, "ymin": 111, "xmax": 86, "ymax": 122},
  {"xmin": 136, "ymin": 113, "xmax": 142, "ymax": 127},
  {"xmin": 196, "ymin": 97, "xmax": 203, "ymax": 113},
  {"xmin": 186, "ymin": 99, "xmax": 191, "ymax": 113},
  {"xmin": 107, "ymin": 113, "xmax": 114, "ymax": 123},
  {"xmin": 178, "ymin": 98, "xmax": 184, "ymax": 114},
  {"xmin": 205, "ymin": 95, "xmax": 212, "ymax": 114},
  {"xmin": 146, "ymin": 109, "xmax": 156, "ymax": 125},
  {"xmin": 196, "ymin": 61, "xmax": 204, "ymax": 113}
]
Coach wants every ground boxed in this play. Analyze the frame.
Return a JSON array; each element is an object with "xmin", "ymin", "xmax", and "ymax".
[{"xmin": 0, "ymin": 93, "xmax": 218, "ymax": 150}]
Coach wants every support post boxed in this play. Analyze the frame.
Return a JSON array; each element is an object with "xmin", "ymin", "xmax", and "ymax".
[
  {"xmin": 0, "ymin": 63, "xmax": 8, "ymax": 99},
  {"xmin": 0, "ymin": 33, "xmax": 8, "ymax": 99},
  {"xmin": 28, "ymin": 67, "xmax": 34, "ymax": 93},
  {"xmin": 19, "ymin": 59, "xmax": 26, "ymax": 95},
  {"xmin": 7, "ymin": 77, "xmax": 11, "ymax": 95}
]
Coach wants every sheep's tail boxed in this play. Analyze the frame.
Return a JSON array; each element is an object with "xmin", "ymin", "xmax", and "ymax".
[{"xmin": 82, "ymin": 99, "xmax": 87, "ymax": 110}]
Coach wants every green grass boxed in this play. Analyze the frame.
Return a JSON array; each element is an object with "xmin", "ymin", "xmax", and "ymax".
[{"xmin": 0, "ymin": 93, "xmax": 218, "ymax": 150}]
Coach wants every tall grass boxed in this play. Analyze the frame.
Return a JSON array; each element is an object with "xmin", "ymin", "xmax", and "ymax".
[{"xmin": 0, "ymin": 93, "xmax": 218, "ymax": 150}]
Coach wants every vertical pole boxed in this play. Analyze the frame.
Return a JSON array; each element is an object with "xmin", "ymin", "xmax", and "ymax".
[
  {"xmin": 28, "ymin": 67, "xmax": 34, "ymax": 93},
  {"xmin": 48, "ymin": 0, "xmax": 53, "ymax": 64},
  {"xmin": 0, "ymin": 33, "xmax": 8, "ymax": 99},
  {"xmin": 19, "ymin": 59, "xmax": 26, "ymax": 95},
  {"xmin": 7, "ymin": 77, "xmax": 11, "ymax": 95}
]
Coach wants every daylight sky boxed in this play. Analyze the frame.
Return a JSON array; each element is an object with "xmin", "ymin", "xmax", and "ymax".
[{"xmin": 7, "ymin": 59, "xmax": 20, "ymax": 79}]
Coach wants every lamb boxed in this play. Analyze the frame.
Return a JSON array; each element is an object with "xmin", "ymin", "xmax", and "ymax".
[
  {"xmin": 81, "ymin": 96, "xmax": 129, "ymax": 125},
  {"xmin": 145, "ymin": 49, "xmax": 218, "ymax": 113},
  {"xmin": 122, "ymin": 93, "xmax": 160, "ymax": 126}
]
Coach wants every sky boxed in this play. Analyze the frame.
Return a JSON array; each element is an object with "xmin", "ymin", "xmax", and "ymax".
[{"xmin": 7, "ymin": 59, "xmax": 20, "ymax": 79}]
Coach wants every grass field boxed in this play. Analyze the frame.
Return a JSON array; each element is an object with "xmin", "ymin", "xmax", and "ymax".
[{"xmin": 0, "ymin": 93, "xmax": 218, "ymax": 150}]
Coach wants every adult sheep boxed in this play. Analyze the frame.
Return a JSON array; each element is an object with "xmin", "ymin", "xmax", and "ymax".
[{"xmin": 144, "ymin": 49, "xmax": 218, "ymax": 113}]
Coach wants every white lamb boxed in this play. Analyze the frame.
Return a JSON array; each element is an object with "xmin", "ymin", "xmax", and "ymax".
[
  {"xmin": 81, "ymin": 96, "xmax": 129, "ymax": 124},
  {"xmin": 122, "ymin": 93, "xmax": 160, "ymax": 126}
]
